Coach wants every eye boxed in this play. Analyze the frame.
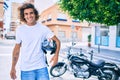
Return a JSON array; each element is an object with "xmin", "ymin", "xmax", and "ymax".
[
  {"xmin": 30, "ymin": 12, "xmax": 34, "ymax": 14},
  {"xmin": 24, "ymin": 13, "xmax": 28, "ymax": 16}
]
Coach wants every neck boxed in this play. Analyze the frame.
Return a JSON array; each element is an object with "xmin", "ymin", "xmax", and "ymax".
[{"xmin": 26, "ymin": 22, "xmax": 37, "ymax": 26}]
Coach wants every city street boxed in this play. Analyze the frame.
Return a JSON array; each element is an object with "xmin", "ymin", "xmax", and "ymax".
[
  {"xmin": 1, "ymin": 0, "xmax": 120, "ymax": 80},
  {"xmin": 0, "ymin": 39, "xmax": 120, "ymax": 80}
]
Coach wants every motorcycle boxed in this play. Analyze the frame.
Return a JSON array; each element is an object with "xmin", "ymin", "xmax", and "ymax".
[
  {"xmin": 50, "ymin": 47, "xmax": 119, "ymax": 80},
  {"xmin": 86, "ymin": 49, "xmax": 120, "ymax": 79},
  {"xmin": 103, "ymin": 62, "xmax": 120, "ymax": 79}
]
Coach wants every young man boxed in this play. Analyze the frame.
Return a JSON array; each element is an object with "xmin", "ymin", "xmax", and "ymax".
[{"xmin": 10, "ymin": 3, "xmax": 60, "ymax": 80}]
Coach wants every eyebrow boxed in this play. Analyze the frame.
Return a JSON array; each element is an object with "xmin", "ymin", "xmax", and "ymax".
[{"xmin": 24, "ymin": 11, "xmax": 34, "ymax": 15}]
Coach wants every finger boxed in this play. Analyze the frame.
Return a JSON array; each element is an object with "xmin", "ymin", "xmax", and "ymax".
[
  {"xmin": 50, "ymin": 57, "xmax": 54, "ymax": 63},
  {"xmin": 50, "ymin": 58, "xmax": 53, "ymax": 63},
  {"xmin": 52, "ymin": 62, "xmax": 57, "ymax": 67},
  {"xmin": 11, "ymin": 73, "xmax": 16, "ymax": 79},
  {"xmin": 13, "ymin": 76, "xmax": 17, "ymax": 80},
  {"xmin": 52, "ymin": 63, "xmax": 55, "ymax": 66}
]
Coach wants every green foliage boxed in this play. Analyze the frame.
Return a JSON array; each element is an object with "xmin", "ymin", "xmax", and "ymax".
[
  {"xmin": 88, "ymin": 34, "xmax": 91, "ymax": 42},
  {"xmin": 58, "ymin": 0, "xmax": 120, "ymax": 26}
]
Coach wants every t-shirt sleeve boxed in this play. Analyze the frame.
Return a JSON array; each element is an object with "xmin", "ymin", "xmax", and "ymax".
[
  {"xmin": 45, "ymin": 26, "xmax": 54, "ymax": 39},
  {"xmin": 15, "ymin": 28, "xmax": 22, "ymax": 44}
]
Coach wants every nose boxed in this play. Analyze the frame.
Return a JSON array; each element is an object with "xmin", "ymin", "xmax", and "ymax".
[{"xmin": 27, "ymin": 13, "xmax": 32, "ymax": 18}]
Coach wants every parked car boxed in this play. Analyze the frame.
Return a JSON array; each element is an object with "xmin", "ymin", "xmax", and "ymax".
[{"xmin": 5, "ymin": 31, "xmax": 16, "ymax": 39}]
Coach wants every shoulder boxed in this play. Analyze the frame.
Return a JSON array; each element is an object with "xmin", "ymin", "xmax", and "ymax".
[
  {"xmin": 16, "ymin": 24, "xmax": 26, "ymax": 32},
  {"xmin": 37, "ymin": 22, "xmax": 50, "ymax": 30},
  {"xmin": 37, "ymin": 22, "xmax": 47, "ymax": 27}
]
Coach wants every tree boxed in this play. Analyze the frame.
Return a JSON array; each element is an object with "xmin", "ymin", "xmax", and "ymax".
[{"xmin": 58, "ymin": 0, "xmax": 120, "ymax": 26}]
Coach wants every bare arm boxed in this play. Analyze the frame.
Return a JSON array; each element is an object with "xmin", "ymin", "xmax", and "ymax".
[
  {"xmin": 50, "ymin": 35, "xmax": 61, "ymax": 66},
  {"xmin": 10, "ymin": 44, "xmax": 21, "ymax": 79}
]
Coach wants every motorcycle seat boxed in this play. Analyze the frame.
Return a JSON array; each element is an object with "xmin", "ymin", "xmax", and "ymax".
[
  {"xmin": 91, "ymin": 60, "xmax": 105, "ymax": 68},
  {"xmin": 71, "ymin": 56, "xmax": 85, "ymax": 63}
]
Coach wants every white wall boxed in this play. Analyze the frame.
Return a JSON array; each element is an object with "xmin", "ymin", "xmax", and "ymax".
[
  {"xmin": 109, "ymin": 26, "xmax": 119, "ymax": 50},
  {"xmin": 82, "ymin": 27, "xmax": 91, "ymax": 42}
]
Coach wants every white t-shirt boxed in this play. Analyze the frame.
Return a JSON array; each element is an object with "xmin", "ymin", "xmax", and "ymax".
[{"xmin": 16, "ymin": 22, "xmax": 54, "ymax": 71}]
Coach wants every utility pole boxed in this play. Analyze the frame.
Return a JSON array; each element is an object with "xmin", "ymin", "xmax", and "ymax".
[
  {"xmin": 95, "ymin": 26, "xmax": 101, "ymax": 53},
  {"xmin": 71, "ymin": 25, "xmax": 75, "ymax": 46}
]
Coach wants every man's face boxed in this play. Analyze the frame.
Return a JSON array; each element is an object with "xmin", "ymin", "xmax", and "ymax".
[{"xmin": 24, "ymin": 8, "xmax": 36, "ymax": 26}]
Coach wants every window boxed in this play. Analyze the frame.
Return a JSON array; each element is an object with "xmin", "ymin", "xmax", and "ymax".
[
  {"xmin": 95, "ymin": 26, "xmax": 109, "ymax": 46},
  {"xmin": 117, "ymin": 24, "xmax": 120, "ymax": 36},
  {"xmin": 41, "ymin": 16, "xmax": 46, "ymax": 23},
  {"xmin": 57, "ymin": 13, "xmax": 67, "ymax": 21},
  {"xmin": 58, "ymin": 31, "xmax": 65, "ymax": 38},
  {"xmin": 72, "ymin": 19, "xmax": 80, "ymax": 23},
  {"xmin": 71, "ymin": 31, "xmax": 77, "ymax": 38},
  {"xmin": 101, "ymin": 30, "xmax": 109, "ymax": 36},
  {"xmin": 116, "ymin": 24, "xmax": 120, "ymax": 47},
  {"xmin": 100, "ymin": 26, "xmax": 109, "ymax": 36},
  {"xmin": 47, "ymin": 14, "xmax": 52, "ymax": 21}
]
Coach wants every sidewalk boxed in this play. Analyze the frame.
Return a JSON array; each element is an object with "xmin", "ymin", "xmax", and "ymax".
[{"xmin": 0, "ymin": 39, "xmax": 15, "ymax": 46}]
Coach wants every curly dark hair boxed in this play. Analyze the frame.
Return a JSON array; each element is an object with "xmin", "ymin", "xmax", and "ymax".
[{"xmin": 18, "ymin": 3, "xmax": 39, "ymax": 23}]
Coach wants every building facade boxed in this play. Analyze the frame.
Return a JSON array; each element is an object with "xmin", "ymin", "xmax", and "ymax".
[
  {"xmin": 40, "ymin": 4, "xmax": 91, "ymax": 42},
  {"xmin": 0, "ymin": 0, "xmax": 4, "ymax": 38},
  {"xmin": 11, "ymin": 2, "xmax": 21, "ymax": 31}
]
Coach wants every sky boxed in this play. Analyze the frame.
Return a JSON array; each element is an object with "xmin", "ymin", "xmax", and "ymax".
[
  {"xmin": 12, "ymin": 0, "xmax": 58, "ymax": 3},
  {"xmin": 34, "ymin": 0, "xmax": 57, "ymax": 14},
  {"xmin": 12, "ymin": 0, "xmax": 58, "ymax": 13},
  {"xmin": 12, "ymin": 0, "xmax": 25, "ymax": 3}
]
